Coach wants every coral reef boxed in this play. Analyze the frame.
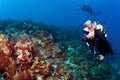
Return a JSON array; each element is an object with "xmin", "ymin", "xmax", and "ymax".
[
  {"xmin": 0, "ymin": 34, "xmax": 16, "ymax": 79},
  {"xmin": 0, "ymin": 19, "xmax": 119, "ymax": 80}
]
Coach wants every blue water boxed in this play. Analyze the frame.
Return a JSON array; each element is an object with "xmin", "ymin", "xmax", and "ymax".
[{"xmin": 0, "ymin": 0, "xmax": 120, "ymax": 69}]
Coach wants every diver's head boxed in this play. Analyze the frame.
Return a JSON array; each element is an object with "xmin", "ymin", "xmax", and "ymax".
[
  {"xmin": 82, "ymin": 20, "xmax": 95, "ymax": 39},
  {"xmin": 84, "ymin": 20, "xmax": 92, "ymax": 29}
]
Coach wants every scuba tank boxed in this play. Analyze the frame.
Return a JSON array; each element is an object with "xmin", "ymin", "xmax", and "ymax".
[{"xmin": 93, "ymin": 21, "xmax": 107, "ymax": 38}]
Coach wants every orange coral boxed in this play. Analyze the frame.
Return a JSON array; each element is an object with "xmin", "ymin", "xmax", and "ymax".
[
  {"xmin": 31, "ymin": 57, "xmax": 51, "ymax": 76},
  {"xmin": 14, "ymin": 41, "xmax": 29, "ymax": 50},
  {"xmin": 0, "ymin": 34, "xmax": 16, "ymax": 79},
  {"xmin": 0, "ymin": 33, "xmax": 71, "ymax": 80},
  {"xmin": 13, "ymin": 69, "xmax": 32, "ymax": 80},
  {"xmin": 14, "ymin": 37, "xmax": 33, "ymax": 64}
]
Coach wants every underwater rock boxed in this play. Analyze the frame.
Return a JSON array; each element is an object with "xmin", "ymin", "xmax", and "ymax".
[{"xmin": 0, "ymin": 19, "xmax": 118, "ymax": 80}]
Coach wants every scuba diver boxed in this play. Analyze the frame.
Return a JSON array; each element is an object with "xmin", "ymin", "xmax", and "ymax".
[
  {"xmin": 82, "ymin": 20, "xmax": 114, "ymax": 61},
  {"xmin": 82, "ymin": 4, "xmax": 95, "ymax": 15}
]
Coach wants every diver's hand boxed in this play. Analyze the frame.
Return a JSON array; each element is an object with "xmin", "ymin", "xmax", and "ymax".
[{"xmin": 97, "ymin": 55, "xmax": 104, "ymax": 61}]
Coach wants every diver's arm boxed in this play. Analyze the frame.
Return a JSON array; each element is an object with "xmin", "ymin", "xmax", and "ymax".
[{"xmin": 86, "ymin": 40, "xmax": 95, "ymax": 54}]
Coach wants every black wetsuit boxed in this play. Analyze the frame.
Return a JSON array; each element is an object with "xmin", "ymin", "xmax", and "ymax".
[{"xmin": 86, "ymin": 29, "xmax": 114, "ymax": 56}]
